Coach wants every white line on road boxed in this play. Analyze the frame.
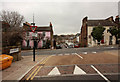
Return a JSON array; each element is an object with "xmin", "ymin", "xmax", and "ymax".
[
  {"xmin": 91, "ymin": 65, "xmax": 110, "ymax": 82},
  {"xmin": 92, "ymin": 51, "xmax": 97, "ymax": 54},
  {"xmin": 75, "ymin": 53, "xmax": 83, "ymax": 59},
  {"xmin": 83, "ymin": 52, "xmax": 87, "ymax": 54}
]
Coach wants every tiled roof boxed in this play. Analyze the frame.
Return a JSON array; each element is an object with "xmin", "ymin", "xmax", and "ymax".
[{"xmin": 87, "ymin": 20, "xmax": 117, "ymax": 26}]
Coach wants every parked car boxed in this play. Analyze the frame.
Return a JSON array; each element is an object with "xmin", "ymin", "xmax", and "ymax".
[
  {"xmin": 68, "ymin": 43, "xmax": 74, "ymax": 48},
  {"xmin": 56, "ymin": 45, "xmax": 62, "ymax": 49},
  {"xmin": 74, "ymin": 44, "xmax": 79, "ymax": 48}
]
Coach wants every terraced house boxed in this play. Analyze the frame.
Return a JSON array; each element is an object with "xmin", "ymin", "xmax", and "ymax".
[
  {"xmin": 22, "ymin": 22, "xmax": 53, "ymax": 49},
  {"xmin": 79, "ymin": 16, "xmax": 118, "ymax": 47}
]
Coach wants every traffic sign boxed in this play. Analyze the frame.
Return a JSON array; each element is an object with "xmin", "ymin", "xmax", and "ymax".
[{"xmin": 30, "ymin": 26, "xmax": 37, "ymax": 33}]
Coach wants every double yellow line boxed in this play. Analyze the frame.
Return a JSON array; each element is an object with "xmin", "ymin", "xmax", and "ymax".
[{"xmin": 26, "ymin": 55, "xmax": 53, "ymax": 80}]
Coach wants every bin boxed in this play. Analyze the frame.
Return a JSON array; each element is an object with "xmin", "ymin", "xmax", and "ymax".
[{"xmin": 0, "ymin": 54, "xmax": 13, "ymax": 70}]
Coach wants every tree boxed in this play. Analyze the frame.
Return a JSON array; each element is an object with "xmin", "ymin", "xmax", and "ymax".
[
  {"xmin": 1, "ymin": 10, "xmax": 24, "ymax": 47},
  {"xmin": 107, "ymin": 27, "xmax": 120, "ymax": 44},
  {"xmin": 0, "ymin": 10, "xmax": 24, "ymax": 28},
  {"xmin": 91, "ymin": 26, "xmax": 105, "ymax": 45}
]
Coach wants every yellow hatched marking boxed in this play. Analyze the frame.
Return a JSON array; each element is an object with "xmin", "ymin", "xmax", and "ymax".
[{"xmin": 30, "ymin": 55, "xmax": 52, "ymax": 80}]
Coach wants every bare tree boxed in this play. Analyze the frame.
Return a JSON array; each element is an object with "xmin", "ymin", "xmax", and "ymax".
[
  {"xmin": 0, "ymin": 10, "xmax": 24, "ymax": 28},
  {"xmin": 1, "ymin": 10, "xmax": 24, "ymax": 47}
]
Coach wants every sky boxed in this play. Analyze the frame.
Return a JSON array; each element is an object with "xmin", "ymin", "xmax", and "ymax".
[{"xmin": 0, "ymin": 0, "xmax": 119, "ymax": 35}]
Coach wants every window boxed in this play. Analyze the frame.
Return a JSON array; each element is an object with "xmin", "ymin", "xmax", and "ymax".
[{"xmin": 27, "ymin": 32, "xmax": 29, "ymax": 36}]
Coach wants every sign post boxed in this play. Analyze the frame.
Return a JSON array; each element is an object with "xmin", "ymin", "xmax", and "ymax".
[{"xmin": 30, "ymin": 26, "xmax": 37, "ymax": 61}]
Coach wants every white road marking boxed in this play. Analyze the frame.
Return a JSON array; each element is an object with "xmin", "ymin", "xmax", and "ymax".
[
  {"xmin": 74, "ymin": 65, "xmax": 86, "ymax": 74},
  {"xmin": 58, "ymin": 54, "xmax": 63, "ymax": 56},
  {"xmin": 111, "ymin": 47, "xmax": 114, "ymax": 48},
  {"xmin": 64, "ymin": 53, "xmax": 70, "ymax": 55},
  {"xmin": 48, "ymin": 67, "xmax": 61, "ymax": 75},
  {"xmin": 92, "ymin": 51, "xmax": 97, "ymax": 54},
  {"xmin": 91, "ymin": 65, "xmax": 110, "ymax": 82},
  {"xmin": 83, "ymin": 52, "xmax": 87, "ymax": 54},
  {"xmin": 75, "ymin": 53, "xmax": 83, "ymax": 59},
  {"xmin": 71, "ymin": 53, "xmax": 77, "ymax": 55}
]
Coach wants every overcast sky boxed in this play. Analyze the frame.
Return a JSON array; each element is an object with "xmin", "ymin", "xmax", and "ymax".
[{"xmin": 0, "ymin": 0, "xmax": 119, "ymax": 35}]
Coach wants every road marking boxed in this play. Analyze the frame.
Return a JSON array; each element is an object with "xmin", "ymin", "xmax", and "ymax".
[
  {"xmin": 58, "ymin": 54, "xmax": 63, "ymax": 56},
  {"xmin": 26, "ymin": 66, "xmax": 39, "ymax": 80},
  {"xmin": 64, "ymin": 53, "xmax": 70, "ymax": 55},
  {"xmin": 30, "ymin": 55, "xmax": 53, "ymax": 80},
  {"xmin": 26, "ymin": 55, "xmax": 52, "ymax": 80},
  {"xmin": 74, "ymin": 65, "xmax": 86, "ymax": 74},
  {"xmin": 91, "ymin": 65, "xmax": 110, "ymax": 82},
  {"xmin": 92, "ymin": 51, "xmax": 97, "ymax": 54},
  {"xmin": 111, "ymin": 47, "xmax": 114, "ymax": 48},
  {"xmin": 48, "ymin": 67, "xmax": 61, "ymax": 75},
  {"xmin": 18, "ymin": 56, "xmax": 47, "ymax": 80},
  {"xmin": 75, "ymin": 53, "xmax": 83, "ymax": 59},
  {"xmin": 83, "ymin": 52, "xmax": 87, "ymax": 54}
]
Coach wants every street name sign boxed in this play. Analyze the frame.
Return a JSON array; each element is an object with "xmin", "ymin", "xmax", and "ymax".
[{"xmin": 10, "ymin": 48, "xmax": 19, "ymax": 54}]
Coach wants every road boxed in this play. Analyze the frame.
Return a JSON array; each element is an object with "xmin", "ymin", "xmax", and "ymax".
[
  {"xmin": 21, "ymin": 46, "xmax": 119, "ymax": 56},
  {"xmin": 20, "ymin": 51, "xmax": 119, "ymax": 81}
]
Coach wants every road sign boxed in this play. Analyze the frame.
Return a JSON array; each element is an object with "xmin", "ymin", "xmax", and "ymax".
[
  {"xmin": 30, "ymin": 26, "xmax": 37, "ymax": 33},
  {"xmin": 32, "ymin": 33, "xmax": 37, "ymax": 37}
]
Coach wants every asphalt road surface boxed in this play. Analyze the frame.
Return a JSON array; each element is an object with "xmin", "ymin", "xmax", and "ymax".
[
  {"xmin": 20, "ymin": 52, "xmax": 119, "ymax": 81},
  {"xmin": 21, "ymin": 46, "xmax": 119, "ymax": 56}
]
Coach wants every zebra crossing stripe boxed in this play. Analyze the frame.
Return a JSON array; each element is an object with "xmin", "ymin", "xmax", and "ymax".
[
  {"xmin": 74, "ymin": 65, "xmax": 86, "ymax": 74},
  {"xmin": 48, "ymin": 67, "xmax": 61, "ymax": 75}
]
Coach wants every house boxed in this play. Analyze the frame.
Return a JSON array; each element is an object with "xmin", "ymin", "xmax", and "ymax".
[
  {"xmin": 22, "ymin": 22, "xmax": 53, "ymax": 49},
  {"xmin": 79, "ymin": 16, "xmax": 118, "ymax": 47}
]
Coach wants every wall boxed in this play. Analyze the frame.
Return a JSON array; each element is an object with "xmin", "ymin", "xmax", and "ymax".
[
  {"xmin": 87, "ymin": 26, "xmax": 116, "ymax": 47},
  {"xmin": 22, "ymin": 31, "xmax": 51, "ymax": 49}
]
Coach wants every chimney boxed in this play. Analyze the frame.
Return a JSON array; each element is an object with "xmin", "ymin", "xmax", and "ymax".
[
  {"xmin": 50, "ymin": 22, "xmax": 52, "ymax": 27},
  {"xmin": 82, "ymin": 16, "xmax": 88, "ymax": 24},
  {"xmin": 115, "ymin": 15, "xmax": 119, "ymax": 24},
  {"xmin": 106, "ymin": 16, "xmax": 114, "ymax": 22}
]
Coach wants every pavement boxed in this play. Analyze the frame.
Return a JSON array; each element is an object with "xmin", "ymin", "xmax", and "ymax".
[
  {"xmin": 1, "ymin": 55, "xmax": 47, "ymax": 80},
  {"xmin": 1, "ymin": 49, "xmax": 119, "ymax": 81}
]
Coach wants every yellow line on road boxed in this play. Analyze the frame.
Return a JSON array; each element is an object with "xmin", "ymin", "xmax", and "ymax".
[
  {"xmin": 26, "ymin": 66, "xmax": 39, "ymax": 80},
  {"xmin": 30, "ymin": 55, "xmax": 52, "ymax": 80},
  {"xmin": 26, "ymin": 56, "xmax": 51, "ymax": 80}
]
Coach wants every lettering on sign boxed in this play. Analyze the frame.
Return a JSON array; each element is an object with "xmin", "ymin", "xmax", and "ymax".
[{"xmin": 10, "ymin": 48, "xmax": 19, "ymax": 54}]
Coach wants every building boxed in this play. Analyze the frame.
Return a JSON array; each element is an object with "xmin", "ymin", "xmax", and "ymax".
[
  {"xmin": 22, "ymin": 22, "xmax": 53, "ymax": 49},
  {"xmin": 79, "ymin": 16, "xmax": 118, "ymax": 47}
]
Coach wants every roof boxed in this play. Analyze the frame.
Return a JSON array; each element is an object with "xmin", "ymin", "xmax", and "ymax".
[
  {"xmin": 26, "ymin": 26, "xmax": 53, "ymax": 32},
  {"xmin": 87, "ymin": 20, "xmax": 117, "ymax": 26}
]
